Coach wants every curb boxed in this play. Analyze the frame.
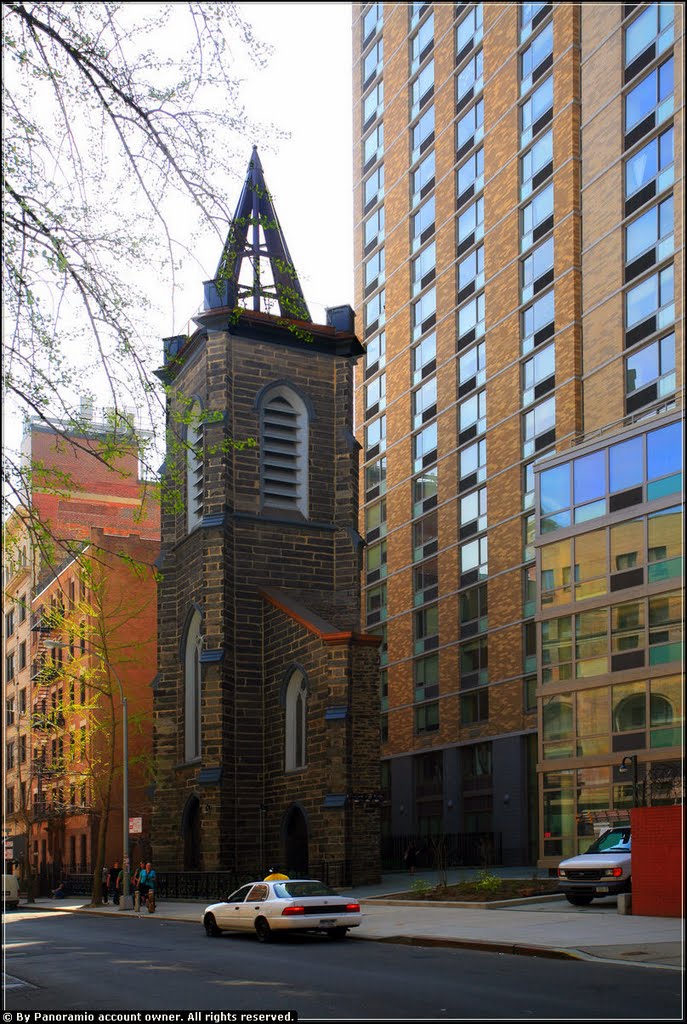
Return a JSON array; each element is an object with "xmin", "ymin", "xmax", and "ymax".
[{"xmin": 361, "ymin": 893, "xmax": 565, "ymax": 909}]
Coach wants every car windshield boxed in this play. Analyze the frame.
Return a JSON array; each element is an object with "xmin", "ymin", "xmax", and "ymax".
[
  {"xmin": 273, "ymin": 881, "xmax": 341, "ymax": 898},
  {"xmin": 586, "ymin": 828, "xmax": 631, "ymax": 854}
]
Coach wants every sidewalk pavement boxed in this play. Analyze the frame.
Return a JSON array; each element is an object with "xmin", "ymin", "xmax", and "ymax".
[{"xmin": 11, "ymin": 868, "xmax": 683, "ymax": 972}]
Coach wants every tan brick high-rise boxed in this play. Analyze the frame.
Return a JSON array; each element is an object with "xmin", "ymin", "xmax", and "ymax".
[{"xmin": 353, "ymin": 2, "xmax": 682, "ymax": 866}]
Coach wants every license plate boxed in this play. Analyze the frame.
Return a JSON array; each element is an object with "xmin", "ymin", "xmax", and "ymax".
[
  {"xmin": 595, "ymin": 886, "xmax": 609, "ymax": 893},
  {"xmin": 320, "ymin": 918, "xmax": 336, "ymax": 926}
]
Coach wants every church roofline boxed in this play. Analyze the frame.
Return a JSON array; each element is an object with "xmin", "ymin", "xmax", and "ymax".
[{"xmin": 260, "ymin": 587, "xmax": 381, "ymax": 647}]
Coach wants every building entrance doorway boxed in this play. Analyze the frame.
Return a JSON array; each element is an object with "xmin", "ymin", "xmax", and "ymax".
[
  {"xmin": 283, "ymin": 804, "xmax": 308, "ymax": 877},
  {"xmin": 182, "ymin": 794, "xmax": 201, "ymax": 870}
]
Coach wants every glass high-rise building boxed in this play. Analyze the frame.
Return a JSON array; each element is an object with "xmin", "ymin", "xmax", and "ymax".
[{"xmin": 353, "ymin": 2, "xmax": 682, "ymax": 866}]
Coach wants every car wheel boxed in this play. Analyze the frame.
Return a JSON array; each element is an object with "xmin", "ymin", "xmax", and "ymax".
[
  {"xmin": 255, "ymin": 917, "xmax": 273, "ymax": 943},
  {"xmin": 326, "ymin": 927, "xmax": 348, "ymax": 940},
  {"xmin": 566, "ymin": 894, "xmax": 594, "ymax": 907},
  {"xmin": 204, "ymin": 913, "xmax": 222, "ymax": 937}
]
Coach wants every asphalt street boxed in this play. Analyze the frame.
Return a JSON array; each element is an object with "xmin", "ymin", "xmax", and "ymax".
[{"xmin": 3, "ymin": 909, "xmax": 683, "ymax": 1021}]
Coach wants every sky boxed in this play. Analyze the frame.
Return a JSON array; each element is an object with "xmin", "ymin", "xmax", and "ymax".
[
  {"xmin": 173, "ymin": 1, "xmax": 355, "ymax": 332},
  {"xmin": 2, "ymin": 2, "xmax": 355, "ymax": 471}
]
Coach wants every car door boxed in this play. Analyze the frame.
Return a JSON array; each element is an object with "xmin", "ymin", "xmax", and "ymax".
[
  {"xmin": 216, "ymin": 884, "xmax": 253, "ymax": 930},
  {"xmin": 237, "ymin": 883, "xmax": 270, "ymax": 929}
]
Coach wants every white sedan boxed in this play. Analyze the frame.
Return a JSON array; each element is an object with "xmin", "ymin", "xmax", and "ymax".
[{"xmin": 202, "ymin": 879, "xmax": 362, "ymax": 942}]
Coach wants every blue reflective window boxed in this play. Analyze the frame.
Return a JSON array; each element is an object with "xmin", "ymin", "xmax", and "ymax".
[
  {"xmin": 647, "ymin": 422, "xmax": 682, "ymax": 479},
  {"xmin": 573, "ymin": 452, "xmax": 605, "ymax": 504},
  {"xmin": 609, "ymin": 437, "xmax": 643, "ymax": 492},
  {"xmin": 540, "ymin": 463, "xmax": 570, "ymax": 515},
  {"xmin": 625, "ymin": 58, "xmax": 673, "ymax": 131}
]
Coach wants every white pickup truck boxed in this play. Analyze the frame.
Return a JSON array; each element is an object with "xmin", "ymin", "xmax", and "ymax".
[{"xmin": 557, "ymin": 826, "xmax": 631, "ymax": 906}]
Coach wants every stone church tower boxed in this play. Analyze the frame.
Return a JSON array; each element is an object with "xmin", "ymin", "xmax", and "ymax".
[{"xmin": 152, "ymin": 150, "xmax": 381, "ymax": 885}]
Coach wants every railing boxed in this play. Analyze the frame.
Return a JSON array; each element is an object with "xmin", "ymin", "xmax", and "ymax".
[
  {"xmin": 156, "ymin": 870, "xmax": 243, "ymax": 902},
  {"xmin": 381, "ymin": 832, "xmax": 503, "ymax": 870}
]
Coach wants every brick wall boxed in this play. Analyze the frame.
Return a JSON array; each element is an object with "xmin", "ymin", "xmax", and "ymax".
[{"xmin": 630, "ymin": 806, "xmax": 682, "ymax": 918}]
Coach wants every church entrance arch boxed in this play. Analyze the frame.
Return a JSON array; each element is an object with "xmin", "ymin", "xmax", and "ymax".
[
  {"xmin": 282, "ymin": 804, "xmax": 309, "ymax": 877},
  {"xmin": 181, "ymin": 793, "xmax": 202, "ymax": 870}
]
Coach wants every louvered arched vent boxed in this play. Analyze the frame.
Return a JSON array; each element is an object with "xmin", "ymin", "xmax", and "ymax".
[
  {"xmin": 261, "ymin": 387, "xmax": 308, "ymax": 517},
  {"xmin": 186, "ymin": 404, "xmax": 204, "ymax": 532}
]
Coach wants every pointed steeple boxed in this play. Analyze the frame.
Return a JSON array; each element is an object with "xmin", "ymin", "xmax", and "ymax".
[{"xmin": 204, "ymin": 147, "xmax": 311, "ymax": 322}]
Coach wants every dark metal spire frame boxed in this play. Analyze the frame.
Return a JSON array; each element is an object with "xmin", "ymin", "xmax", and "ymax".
[{"xmin": 204, "ymin": 147, "xmax": 311, "ymax": 322}]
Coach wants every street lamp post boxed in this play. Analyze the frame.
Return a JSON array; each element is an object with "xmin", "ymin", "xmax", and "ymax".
[
  {"xmin": 44, "ymin": 639, "xmax": 132, "ymax": 910},
  {"xmin": 619, "ymin": 754, "xmax": 640, "ymax": 808}
]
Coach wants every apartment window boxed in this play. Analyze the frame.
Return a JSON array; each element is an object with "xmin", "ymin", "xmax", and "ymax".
[
  {"xmin": 365, "ymin": 287, "xmax": 386, "ymax": 335},
  {"xmin": 457, "ymin": 195, "xmax": 484, "ymax": 253},
  {"xmin": 413, "ymin": 331, "xmax": 437, "ymax": 383},
  {"xmin": 413, "ymin": 376, "xmax": 437, "ymax": 428},
  {"xmin": 365, "ymin": 372, "xmax": 386, "ymax": 417},
  {"xmin": 19, "ymin": 641, "xmax": 26, "ymax": 671},
  {"xmin": 6, "ymin": 742, "xmax": 15, "ymax": 770},
  {"xmin": 363, "ymin": 81, "xmax": 384, "ymax": 129},
  {"xmin": 625, "ymin": 195, "xmax": 673, "ymax": 278},
  {"xmin": 415, "ymin": 653, "xmax": 439, "ymax": 701},
  {"xmin": 412, "ymin": 286, "xmax": 436, "ymax": 339},
  {"xmin": 456, "ymin": 98, "xmax": 484, "ymax": 158},
  {"xmin": 412, "ymin": 241, "xmax": 436, "ymax": 295},
  {"xmin": 414, "ymin": 557, "xmax": 439, "ymax": 605},
  {"xmin": 364, "ymin": 247, "xmax": 385, "ymax": 294},
  {"xmin": 413, "ymin": 467, "xmax": 438, "ymax": 517},
  {"xmin": 365, "ymin": 499, "xmax": 387, "ymax": 542},
  {"xmin": 458, "ymin": 340, "xmax": 486, "ymax": 395},
  {"xmin": 522, "ymin": 235, "xmax": 554, "ymax": 302},
  {"xmin": 458, "ymin": 244, "xmax": 484, "ymax": 298},
  {"xmin": 5, "ymin": 609, "xmax": 14, "ymax": 637},
  {"xmin": 411, "ymin": 105, "xmax": 435, "ymax": 163},
  {"xmin": 522, "ymin": 288, "xmax": 555, "ymax": 354},
  {"xmin": 522, "ymin": 342, "xmax": 555, "ymax": 406},
  {"xmin": 459, "ymin": 437, "xmax": 486, "ymax": 488},
  {"xmin": 363, "ymin": 39, "xmax": 383, "ymax": 88},
  {"xmin": 541, "ymin": 618, "xmax": 573, "ymax": 684},
  {"xmin": 364, "ymin": 205, "xmax": 385, "ymax": 250},
  {"xmin": 411, "ymin": 12, "xmax": 434, "ymax": 73},
  {"xmin": 362, "ymin": 2, "xmax": 382, "ymax": 47},
  {"xmin": 411, "ymin": 59, "xmax": 434, "ymax": 118},
  {"xmin": 5, "ymin": 652, "xmax": 15, "ymax": 682},
  {"xmin": 411, "ymin": 196, "xmax": 435, "ymax": 251},
  {"xmin": 625, "ymin": 3, "xmax": 674, "ymax": 80},
  {"xmin": 364, "ymin": 164, "xmax": 384, "ymax": 211},
  {"xmin": 413, "ymin": 421, "xmax": 438, "ymax": 472},
  {"xmin": 521, "ymin": 182, "xmax": 554, "ymax": 251},
  {"xmin": 523, "ymin": 460, "xmax": 537, "ymax": 512},
  {"xmin": 460, "ymin": 583, "xmax": 488, "ymax": 632},
  {"xmin": 625, "ymin": 265, "xmax": 673, "ymax": 337},
  {"xmin": 521, "ymin": 22, "xmax": 553, "ymax": 94},
  {"xmin": 520, "ymin": 2, "xmax": 549, "ymax": 42},
  {"xmin": 19, "ymin": 688, "xmax": 27, "ymax": 714},
  {"xmin": 523, "ymin": 395, "xmax": 555, "ymax": 456},
  {"xmin": 457, "ymin": 50, "xmax": 483, "ymax": 109},
  {"xmin": 6, "ymin": 786, "xmax": 15, "ymax": 815},
  {"xmin": 624, "ymin": 126, "xmax": 673, "ymax": 214},
  {"xmin": 365, "ymin": 330, "xmax": 386, "ymax": 376},
  {"xmin": 457, "ymin": 291, "xmax": 485, "ymax": 346},
  {"xmin": 460, "ymin": 636, "xmax": 488, "ymax": 685},
  {"xmin": 625, "ymin": 58, "xmax": 673, "ymax": 146},
  {"xmin": 459, "ymin": 486, "xmax": 487, "ymax": 538},
  {"xmin": 459, "ymin": 389, "xmax": 486, "ymax": 442},
  {"xmin": 19, "ymin": 734, "xmax": 26, "ymax": 764},
  {"xmin": 365, "ymin": 414, "xmax": 386, "ymax": 457},
  {"xmin": 365, "ymin": 457, "xmax": 387, "ymax": 501},
  {"xmin": 521, "ymin": 128, "xmax": 553, "ymax": 200},
  {"xmin": 461, "ymin": 688, "xmax": 489, "ymax": 725},
  {"xmin": 6, "ymin": 697, "xmax": 15, "ymax": 726},
  {"xmin": 413, "ymin": 510, "xmax": 438, "ymax": 562},
  {"xmin": 520, "ymin": 75, "xmax": 553, "ymax": 147},
  {"xmin": 366, "ymin": 582, "xmax": 387, "ymax": 625},
  {"xmin": 412, "ymin": 150, "xmax": 436, "ymax": 207},
  {"xmin": 649, "ymin": 591, "xmax": 682, "ymax": 665},
  {"xmin": 363, "ymin": 122, "xmax": 384, "ymax": 168},
  {"xmin": 416, "ymin": 701, "xmax": 440, "ymax": 734},
  {"xmin": 461, "ymin": 535, "xmax": 488, "ymax": 581},
  {"xmin": 456, "ymin": 3, "xmax": 483, "ymax": 60},
  {"xmin": 648, "ymin": 505, "xmax": 682, "ymax": 582},
  {"xmin": 414, "ymin": 604, "xmax": 439, "ymax": 654},
  {"xmin": 457, "ymin": 147, "xmax": 484, "ymax": 206},
  {"xmin": 626, "ymin": 332, "xmax": 675, "ymax": 412}
]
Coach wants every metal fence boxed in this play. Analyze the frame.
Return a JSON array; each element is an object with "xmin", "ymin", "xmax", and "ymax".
[{"xmin": 381, "ymin": 832, "xmax": 503, "ymax": 871}]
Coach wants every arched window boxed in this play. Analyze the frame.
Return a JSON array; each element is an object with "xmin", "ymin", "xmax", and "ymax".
[
  {"xmin": 260, "ymin": 385, "xmax": 309, "ymax": 517},
  {"xmin": 186, "ymin": 401, "xmax": 204, "ymax": 532},
  {"xmin": 285, "ymin": 669, "xmax": 307, "ymax": 770},
  {"xmin": 184, "ymin": 610, "xmax": 202, "ymax": 762}
]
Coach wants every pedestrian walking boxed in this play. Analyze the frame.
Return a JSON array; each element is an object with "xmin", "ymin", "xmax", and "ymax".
[
  {"xmin": 101, "ymin": 864, "xmax": 109, "ymax": 904},
  {"xmin": 144, "ymin": 862, "xmax": 157, "ymax": 912},
  {"xmin": 108, "ymin": 860, "xmax": 120, "ymax": 905}
]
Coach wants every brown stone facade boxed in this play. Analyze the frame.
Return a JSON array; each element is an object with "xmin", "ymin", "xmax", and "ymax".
[{"xmin": 153, "ymin": 309, "xmax": 381, "ymax": 885}]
